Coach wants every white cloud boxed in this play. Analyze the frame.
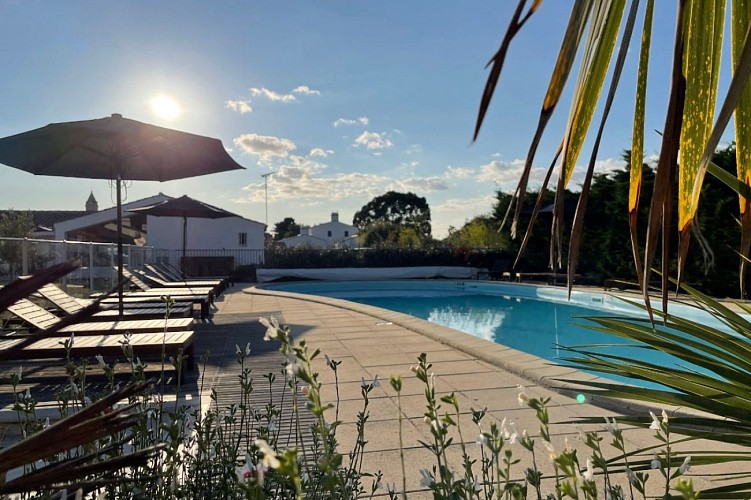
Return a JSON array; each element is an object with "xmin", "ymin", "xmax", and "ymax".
[
  {"xmin": 293, "ymin": 85, "xmax": 321, "ymax": 96},
  {"xmin": 405, "ymin": 144, "xmax": 422, "ymax": 155},
  {"xmin": 309, "ymin": 148, "xmax": 334, "ymax": 157},
  {"xmin": 233, "ymin": 133, "xmax": 297, "ymax": 163},
  {"xmin": 475, "ymin": 159, "xmax": 552, "ymax": 191},
  {"xmin": 354, "ymin": 131, "xmax": 393, "ymax": 150},
  {"xmin": 225, "ymin": 99, "xmax": 252, "ymax": 114},
  {"xmin": 388, "ymin": 177, "xmax": 448, "ymax": 193},
  {"xmin": 594, "ymin": 157, "xmax": 625, "ymax": 176},
  {"xmin": 447, "ymin": 166, "xmax": 474, "ymax": 178},
  {"xmin": 249, "ymin": 87, "xmax": 297, "ymax": 102},
  {"xmin": 333, "ymin": 116, "xmax": 369, "ymax": 127},
  {"xmin": 241, "ymin": 155, "xmax": 388, "ymax": 203}
]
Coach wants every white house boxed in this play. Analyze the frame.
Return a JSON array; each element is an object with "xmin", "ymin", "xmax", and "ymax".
[
  {"xmin": 52, "ymin": 193, "xmax": 265, "ymax": 266},
  {"xmin": 281, "ymin": 212, "xmax": 358, "ymax": 249},
  {"xmin": 146, "ymin": 214, "xmax": 265, "ymax": 252}
]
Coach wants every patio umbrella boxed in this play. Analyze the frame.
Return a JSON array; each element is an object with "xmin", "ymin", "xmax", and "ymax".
[
  {"xmin": 129, "ymin": 195, "xmax": 235, "ymax": 259},
  {"xmin": 0, "ymin": 113, "xmax": 244, "ymax": 314}
]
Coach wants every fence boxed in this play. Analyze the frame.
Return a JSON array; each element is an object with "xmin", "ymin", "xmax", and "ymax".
[{"xmin": 0, "ymin": 237, "xmax": 265, "ymax": 295}]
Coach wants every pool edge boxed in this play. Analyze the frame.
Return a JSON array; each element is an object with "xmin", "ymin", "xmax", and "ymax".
[{"xmin": 245, "ymin": 284, "xmax": 668, "ymax": 416}]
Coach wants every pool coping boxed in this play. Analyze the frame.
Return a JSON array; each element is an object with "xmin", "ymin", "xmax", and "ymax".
[{"xmin": 245, "ymin": 283, "xmax": 672, "ymax": 416}]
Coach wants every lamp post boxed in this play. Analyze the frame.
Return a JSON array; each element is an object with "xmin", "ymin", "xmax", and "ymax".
[{"xmin": 261, "ymin": 171, "xmax": 277, "ymax": 227}]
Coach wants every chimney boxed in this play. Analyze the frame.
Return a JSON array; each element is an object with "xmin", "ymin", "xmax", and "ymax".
[{"xmin": 331, "ymin": 211, "xmax": 339, "ymax": 223}]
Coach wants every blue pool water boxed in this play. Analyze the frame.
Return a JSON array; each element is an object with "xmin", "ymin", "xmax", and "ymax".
[{"xmin": 259, "ymin": 280, "xmax": 726, "ymax": 388}]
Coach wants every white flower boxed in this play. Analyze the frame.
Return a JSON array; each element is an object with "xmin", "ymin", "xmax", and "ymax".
[
  {"xmin": 386, "ymin": 483, "xmax": 396, "ymax": 494},
  {"xmin": 518, "ymin": 391, "xmax": 529, "ymax": 407},
  {"xmin": 259, "ymin": 316, "xmax": 280, "ymax": 341},
  {"xmin": 301, "ymin": 385, "xmax": 310, "ymax": 396},
  {"xmin": 476, "ymin": 433, "xmax": 488, "ymax": 447},
  {"xmin": 16, "ymin": 366, "xmax": 23, "ymax": 382},
  {"xmin": 651, "ymin": 453, "xmax": 661, "ymax": 470},
  {"xmin": 236, "ymin": 343, "xmax": 251, "ymax": 356},
  {"xmin": 501, "ymin": 418, "xmax": 518, "ymax": 444},
  {"xmin": 419, "ymin": 469, "xmax": 433, "ymax": 487},
  {"xmin": 679, "ymin": 455, "xmax": 691, "ymax": 474},
  {"xmin": 649, "ymin": 411, "xmax": 660, "ymax": 431},
  {"xmin": 583, "ymin": 458, "xmax": 594, "ymax": 481},
  {"xmin": 604, "ymin": 416, "xmax": 618, "ymax": 434},
  {"xmin": 543, "ymin": 440, "xmax": 556, "ymax": 461},
  {"xmin": 285, "ymin": 358, "xmax": 301, "ymax": 377},
  {"xmin": 662, "ymin": 409, "xmax": 669, "ymax": 425},
  {"xmin": 626, "ymin": 468, "xmax": 639, "ymax": 486},
  {"xmin": 361, "ymin": 375, "xmax": 380, "ymax": 388},
  {"xmin": 254, "ymin": 439, "xmax": 280, "ymax": 469},
  {"xmin": 410, "ymin": 365, "xmax": 418, "ymax": 374},
  {"xmin": 43, "ymin": 417, "xmax": 50, "ymax": 430},
  {"xmin": 429, "ymin": 372, "xmax": 436, "ymax": 389}
]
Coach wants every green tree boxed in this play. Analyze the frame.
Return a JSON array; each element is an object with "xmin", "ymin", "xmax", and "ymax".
[
  {"xmin": 0, "ymin": 209, "xmax": 35, "ymax": 277},
  {"xmin": 446, "ymin": 216, "xmax": 506, "ymax": 248},
  {"xmin": 353, "ymin": 191, "xmax": 432, "ymax": 239},
  {"xmin": 0, "ymin": 209, "xmax": 34, "ymax": 238},
  {"xmin": 273, "ymin": 217, "xmax": 301, "ymax": 241}
]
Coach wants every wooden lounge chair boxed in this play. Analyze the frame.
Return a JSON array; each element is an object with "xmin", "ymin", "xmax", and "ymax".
[
  {"xmin": 0, "ymin": 331, "xmax": 195, "ymax": 382},
  {"xmin": 36, "ymin": 283, "xmax": 193, "ymax": 320},
  {"xmin": 8, "ymin": 298, "xmax": 194, "ymax": 335},
  {"xmin": 157, "ymin": 262, "xmax": 234, "ymax": 287},
  {"xmin": 121, "ymin": 268, "xmax": 216, "ymax": 303},
  {"xmin": 95, "ymin": 268, "xmax": 214, "ymax": 320},
  {"xmin": 143, "ymin": 264, "xmax": 227, "ymax": 293}
]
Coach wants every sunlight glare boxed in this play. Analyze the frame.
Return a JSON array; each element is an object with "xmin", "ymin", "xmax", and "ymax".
[{"xmin": 150, "ymin": 95, "xmax": 181, "ymax": 120}]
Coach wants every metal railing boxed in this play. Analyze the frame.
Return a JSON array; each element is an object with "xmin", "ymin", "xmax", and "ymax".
[{"xmin": 0, "ymin": 237, "xmax": 265, "ymax": 294}]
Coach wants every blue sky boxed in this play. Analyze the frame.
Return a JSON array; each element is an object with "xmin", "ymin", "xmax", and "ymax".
[{"xmin": 0, "ymin": 1, "xmax": 709, "ymax": 237}]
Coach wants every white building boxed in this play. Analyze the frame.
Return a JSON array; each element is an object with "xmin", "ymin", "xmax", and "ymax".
[{"xmin": 281, "ymin": 212, "xmax": 359, "ymax": 249}]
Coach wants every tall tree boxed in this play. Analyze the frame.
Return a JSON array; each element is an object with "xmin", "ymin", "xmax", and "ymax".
[
  {"xmin": 0, "ymin": 209, "xmax": 35, "ymax": 277},
  {"xmin": 273, "ymin": 217, "xmax": 301, "ymax": 241},
  {"xmin": 353, "ymin": 191, "xmax": 432, "ymax": 239},
  {"xmin": 0, "ymin": 209, "xmax": 34, "ymax": 238}
]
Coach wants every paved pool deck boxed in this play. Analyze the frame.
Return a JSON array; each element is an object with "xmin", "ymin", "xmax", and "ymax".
[{"xmin": 228, "ymin": 283, "xmax": 741, "ymax": 498}]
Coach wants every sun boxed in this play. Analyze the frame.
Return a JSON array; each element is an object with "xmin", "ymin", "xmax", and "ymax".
[{"xmin": 150, "ymin": 95, "xmax": 181, "ymax": 120}]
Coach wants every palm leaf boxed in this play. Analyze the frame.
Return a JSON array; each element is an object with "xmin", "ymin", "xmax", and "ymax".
[
  {"xmin": 642, "ymin": 1, "xmax": 687, "ymax": 315},
  {"xmin": 508, "ymin": 0, "xmax": 594, "ymax": 238},
  {"xmin": 566, "ymin": 0, "xmax": 638, "ymax": 293},
  {"xmin": 734, "ymin": 0, "xmax": 751, "ymax": 297},
  {"xmin": 628, "ymin": 0, "xmax": 654, "ymax": 293},
  {"xmin": 677, "ymin": 0, "xmax": 726, "ymax": 286},
  {"xmin": 473, "ymin": 0, "xmax": 543, "ymax": 142}
]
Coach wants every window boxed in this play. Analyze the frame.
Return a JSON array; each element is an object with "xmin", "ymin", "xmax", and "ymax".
[
  {"xmin": 344, "ymin": 230, "xmax": 349, "ymax": 237},
  {"xmin": 327, "ymin": 230, "xmax": 332, "ymax": 237},
  {"xmin": 239, "ymin": 232, "xmax": 247, "ymax": 246}
]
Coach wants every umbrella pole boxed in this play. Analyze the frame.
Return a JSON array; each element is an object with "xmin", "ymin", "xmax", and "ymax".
[
  {"xmin": 117, "ymin": 175, "xmax": 124, "ymax": 316},
  {"xmin": 182, "ymin": 216, "xmax": 187, "ymax": 276}
]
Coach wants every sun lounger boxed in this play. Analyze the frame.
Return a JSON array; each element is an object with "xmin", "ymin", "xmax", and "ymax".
[
  {"xmin": 121, "ymin": 268, "xmax": 216, "ymax": 302},
  {"xmin": 36, "ymin": 283, "xmax": 193, "ymax": 320},
  {"xmin": 0, "ymin": 331, "xmax": 195, "ymax": 382},
  {"xmin": 97, "ymin": 294, "xmax": 210, "ymax": 321},
  {"xmin": 157, "ymin": 262, "xmax": 234, "ymax": 287},
  {"xmin": 143, "ymin": 264, "xmax": 227, "ymax": 293},
  {"xmin": 8, "ymin": 298, "xmax": 194, "ymax": 335}
]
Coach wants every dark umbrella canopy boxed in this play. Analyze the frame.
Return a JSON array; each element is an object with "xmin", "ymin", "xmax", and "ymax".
[
  {"xmin": 0, "ymin": 113, "xmax": 243, "ymax": 180},
  {"xmin": 130, "ymin": 195, "xmax": 236, "ymax": 258},
  {"xmin": 0, "ymin": 114, "xmax": 245, "ymax": 314}
]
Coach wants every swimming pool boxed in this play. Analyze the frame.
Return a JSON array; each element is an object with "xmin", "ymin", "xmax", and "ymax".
[{"xmin": 257, "ymin": 280, "xmax": 728, "ymax": 388}]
